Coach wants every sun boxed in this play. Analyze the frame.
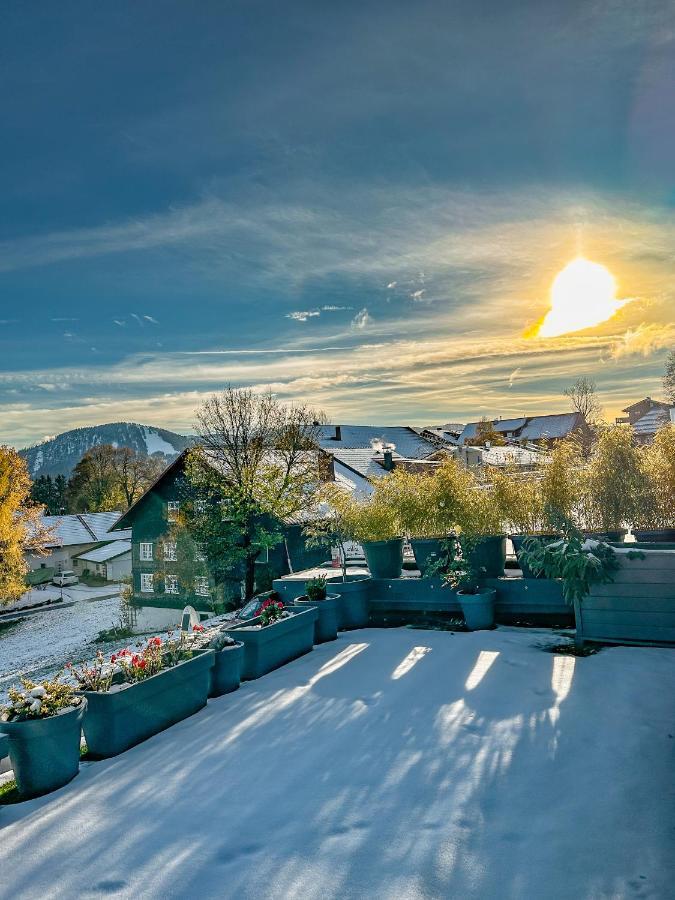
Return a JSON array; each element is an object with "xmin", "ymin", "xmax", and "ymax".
[{"xmin": 533, "ymin": 257, "xmax": 630, "ymax": 338}]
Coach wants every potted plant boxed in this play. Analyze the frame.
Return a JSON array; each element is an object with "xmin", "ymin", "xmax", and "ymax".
[
  {"xmin": 225, "ymin": 597, "xmax": 317, "ymax": 679},
  {"xmin": 0, "ymin": 676, "xmax": 86, "ymax": 799},
  {"xmin": 303, "ymin": 486, "xmax": 372, "ymax": 629},
  {"xmin": 190, "ymin": 625, "xmax": 245, "ymax": 698},
  {"xmin": 633, "ymin": 425, "xmax": 675, "ymax": 544},
  {"xmin": 377, "ymin": 468, "xmax": 447, "ymax": 575},
  {"xmin": 519, "ymin": 523, "xmax": 623, "ymax": 647},
  {"xmin": 436, "ymin": 534, "xmax": 496, "ymax": 630},
  {"xmin": 293, "ymin": 576, "xmax": 339, "ymax": 643},
  {"xmin": 69, "ymin": 636, "xmax": 214, "ymax": 759},
  {"xmin": 580, "ymin": 426, "xmax": 643, "ymax": 542}
]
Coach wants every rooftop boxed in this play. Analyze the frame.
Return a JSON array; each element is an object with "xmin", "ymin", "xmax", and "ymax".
[
  {"xmin": 74, "ymin": 540, "xmax": 132, "ymax": 563},
  {"xmin": 40, "ymin": 511, "xmax": 131, "ymax": 547},
  {"xmin": 2, "ymin": 628, "xmax": 672, "ymax": 899}
]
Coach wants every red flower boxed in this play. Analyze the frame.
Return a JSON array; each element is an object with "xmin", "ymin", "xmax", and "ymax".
[
  {"xmin": 192, "ymin": 624, "xmax": 205, "ymax": 632},
  {"xmin": 138, "ymin": 659, "xmax": 147, "ymax": 669},
  {"xmin": 110, "ymin": 655, "xmax": 117, "ymax": 663}
]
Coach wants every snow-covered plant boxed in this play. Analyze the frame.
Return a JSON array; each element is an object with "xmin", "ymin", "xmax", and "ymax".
[
  {"xmin": 259, "ymin": 596, "xmax": 284, "ymax": 626},
  {"xmin": 66, "ymin": 650, "xmax": 115, "ymax": 693},
  {"xmin": 520, "ymin": 522, "xmax": 623, "ymax": 604},
  {"xmin": 112, "ymin": 638, "xmax": 164, "ymax": 683},
  {"xmin": 1, "ymin": 676, "xmax": 81, "ymax": 722},
  {"xmin": 207, "ymin": 631, "xmax": 237, "ymax": 651}
]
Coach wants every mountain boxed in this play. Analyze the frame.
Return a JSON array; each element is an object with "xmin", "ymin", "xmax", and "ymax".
[{"xmin": 20, "ymin": 423, "xmax": 193, "ymax": 479}]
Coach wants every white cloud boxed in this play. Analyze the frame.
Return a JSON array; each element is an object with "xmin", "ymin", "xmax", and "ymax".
[
  {"xmin": 351, "ymin": 308, "xmax": 371, "ymax": 329},
  {"xmin": 286, "ymin": 310, "xmax": 320, "ymax": 322},
  {"xmin": 321, "ymin": 305, "xmax": 353, "ymax": 311},
  {"xmin": 387, "ymin": 281, "xmax": 397, "ymax": 289},
  {"xmin": 508, "ymin": 367, "xmax": 522, "ymax": 387},
  {"xmin": 410, "ymin": 289, "xmax": 425, "ymax": 301},
  {"xmin": 608, "ymin": 323, "xmax": 675, "ymax": 360},
  {"xmin": 143, "ymin": 315, "xmax": 160, "ymax": 324}
]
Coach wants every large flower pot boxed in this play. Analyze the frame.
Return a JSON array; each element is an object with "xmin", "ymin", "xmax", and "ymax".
[
  {"xmin": 0, "ymin": 701, "xmax": 86, "ymax": 799},
  {"xmin": 410, "ymin": 538, "xmax": 444, "ymax": 576},
  {"xmin": 330, "ymin": 576, "xmax": 371, "ymax": 629},
  {"xmin": 511, "ymin": 534, "xmax": 560, "ymax": 579},
  {"xmin": 362, "ymin": 538, "xmax": 404, "ymax": 579},
  {"xmin": 209, "ymin": 642, "xmax": 245, "ymax": 698},
  {"xmin": 226, "ymin": 607, "xmax": 317, "ymax": 679},
  {"xmin": 632, "ymin": 529, "xmax": 675, "ymax": 544},
  {"xmin": 468, "ymin": 535, "xmax": 506, "ymax": 578},
  {"xmin": 458, "ymin": 588, "xmax": 496, "ymax": 631},
  {"xmin": 293, "ymin": 594, "xmax": 339, "ymax": 643},
  {"xmin": 80, "ymin": 650, "xmax": 214, "ymax": 759}
]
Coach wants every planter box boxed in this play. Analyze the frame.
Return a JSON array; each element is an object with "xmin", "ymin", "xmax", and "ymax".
[
  {"xmin": 576, "ymin": 549, "xmax": 675, "ymax": 646},
  {"xmin": 0, "ymin": 702, "xmax": 86, "ymax": 799},
  {"xmin": 484, "ymin": 577, "xmax": 572, "ymax": 625},
  {"xmin": 81, "ymin": 650, "xmax": 215, "ymax": 759},
  {"xmin": 293, "ymin": 595, "xmax": 339, "ymax": 643},
  {"xmin": 469, "ymin": 535, "xmax": 506, "ymax": 578},
  {"xmin": 226, "ymin": 608, "xmax": 317, "ymax": 679},
  {"xmin": 209, "ymin": 642, "xmax": 245, "ymax": 698},
  {"xmin": 0, "ymin": 733, "xmax": 8, "ymax": 762},
  {"xmin": 410, "ymin": 539, "xmax": 444, "ymax": 576}
]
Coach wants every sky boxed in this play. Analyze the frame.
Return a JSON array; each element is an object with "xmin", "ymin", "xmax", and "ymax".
[{"xmin": 1, "ymin": 0, "xmax": 674, "ymax": 448}]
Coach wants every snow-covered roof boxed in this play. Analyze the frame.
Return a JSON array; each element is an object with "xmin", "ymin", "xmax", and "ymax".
[
  {"xmin": 459, "ymin": 413, "xmax": 582, "ymax": 444},
  {"xmin": 317, "ymin": 425, "xmax": 438, "ymax": 458},
  {"xmin": 330, "ymin": 448, "xmax": 404, "ymax": 480},
  {"xmin": 333, "ymin": 459, "xmax": 375, "ymax": 497},
  {"xmin": 632, "ymin": 407, "xmax": 671, "ymax": 436},
  {"xmin": 41, "ymin": 512, "xmax": 131, "ymax": 547},
  {"xmin": 75, "ymin": 541, "xmax": 132, "ymax": 563},
  {"xmin": 482, "ymin": 445, "xmax": 546, "ymax": 467}
]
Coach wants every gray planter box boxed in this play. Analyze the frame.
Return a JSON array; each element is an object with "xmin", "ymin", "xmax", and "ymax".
[
  {"xmin": 362, "ymin": 539, "xmax": 404, "ymax": 579},
  {"xmin": 80, "ymin": 649, "xmax": 215, "ymax": 759},
  {"xmin": 226, "ymin": 607, "xmax": 317, "ymax": 679},
  {"xmin": 576, "ymin": 549, "xmax": 675, "ymax": 646},
  {"xmin": 0, "ymin": 701, "xmax": 86, "ymax": 799},
  {"xmin": 293, "ymin": 595, "xmax": 339, "ymax": 643},
  {"xmin": 332, "ymin": 577, "xmax": 371, "ymax": 629},
  {"xmin": 209, "ymin": 642, "xmax": 244, "ymax": 698}
]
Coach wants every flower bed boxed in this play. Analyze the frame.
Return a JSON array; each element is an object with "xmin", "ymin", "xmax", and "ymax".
[
  {"xmin": 225, "ymin": 607, "xmax": 317, "ymax": 679},
  {"xmin": 70, "ymin": 636, "xmax": 215, "ymax": 759}
]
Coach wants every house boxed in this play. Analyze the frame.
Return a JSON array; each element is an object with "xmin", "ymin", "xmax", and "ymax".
[
  {"xmin": 457, "ymin": 412, "xmax": 589, "ymax": 447},
  {"xmin": 73, "ymin": 541, "xmax": 132, "ymax": 582},
  {"xmin": 615, "ymin": 397, "xmax": 671, "ymax": 426},
  {"xmin": 111, "ymin": 450, "xmax": 328, "ymax": 606},
  {"xmin": 615, "ymin": 397, "xmax": 674, "ymax": 444},
  {"xmin": 25, "ymin": 511, "xmax": 132, "ymax": 574}
]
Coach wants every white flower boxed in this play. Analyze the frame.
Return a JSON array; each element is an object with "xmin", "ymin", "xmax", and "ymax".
[
  {"xmin": 29, "ymin": 699, "xmax": 42, "ymax": 714},
  {"xmin": 30, "ymin": 686, "xmax": 47, "ymax": 699}
]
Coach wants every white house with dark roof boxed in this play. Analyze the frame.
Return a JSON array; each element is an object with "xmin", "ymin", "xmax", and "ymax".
[
  {"xmin": 457, "ymin": 412, "xmax": 588, "ymax": 446},
  {"xmin": 25, "ymin": 511, "xmax": 131, "ymax": 574},
  {"xmin": 73, "ymin": 540, "xmax": 132, "ymax": 581}
]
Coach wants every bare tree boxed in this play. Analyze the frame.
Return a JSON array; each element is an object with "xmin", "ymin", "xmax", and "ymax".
[
  {"xmin": 188, "ymin": 387, "xmax": 326, "ymax": 598},
  {"xmin": 563, "ymin": 377, "xmax": 603, "ymax": 425}
]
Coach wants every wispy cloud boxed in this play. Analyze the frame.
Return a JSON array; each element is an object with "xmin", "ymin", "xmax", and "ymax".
[
  {"xmin": 143, "ymin": 315, "xmax": 160, "ymax": 325},
  {"xmin": 351, "ymin": 308, "xmax": 371, "ymax": 329},
  {"xmin": 286, "ymin": 310, "xmax": 320, "ymax": 322}
]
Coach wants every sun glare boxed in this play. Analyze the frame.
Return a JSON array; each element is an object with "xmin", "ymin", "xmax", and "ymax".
[{"xmin": 535, "ymin": 257, "xmax": 629, "ymax": 338}]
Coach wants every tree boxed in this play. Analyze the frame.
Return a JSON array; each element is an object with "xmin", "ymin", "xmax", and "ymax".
[
  {"xmin": 186, "ymin": 387, "xmax": 326, "ymax": 599},
  {"xmin": 31, "ymin": 474, "xmax": 68, "ymax": 515},
  {"xmin": 663, "ymin": 350, "xmax": 675, "ymax": 404},
  {"xmin": 0, "ymin": 446, "xmax": 54, "ymax": 604},
  {"xmin": 474, "ymin": 418, "xmax": 505, "ymax": 446},
  {"xmin": 66, "ymin": 444, "xmax": 164, "ymax": 512},
  {"xmin": 563, "ymin": 377, "xmax": 603, "ymax": 425}
]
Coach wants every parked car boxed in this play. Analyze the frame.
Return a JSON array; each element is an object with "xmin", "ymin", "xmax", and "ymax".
[{"xmin": 52, "ymin": 570, "xmax": 79, "ymax": 587}]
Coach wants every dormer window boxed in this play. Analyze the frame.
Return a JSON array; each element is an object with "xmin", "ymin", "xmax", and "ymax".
[{"xmin": 167, "ymin": 500, "xmax": 180, "ymax": 522}]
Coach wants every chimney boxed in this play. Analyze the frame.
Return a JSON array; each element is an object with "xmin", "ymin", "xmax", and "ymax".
[
  {"xmin": 333, "ymin": 425, "xmax": 342, "ymax": 441},
  {"xmin": 383, "ymin": 450, "xmax": 394, "ymax": 471}
]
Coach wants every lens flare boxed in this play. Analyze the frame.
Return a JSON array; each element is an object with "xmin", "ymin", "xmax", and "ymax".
[{"xmin": 534, "ymin": 257, "xmax": 630, "ymax": 338}]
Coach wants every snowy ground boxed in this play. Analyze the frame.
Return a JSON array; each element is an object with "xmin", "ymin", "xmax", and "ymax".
[{"xmin": 1, "ymin": 627, "xmax": 674, "ymax": 899}]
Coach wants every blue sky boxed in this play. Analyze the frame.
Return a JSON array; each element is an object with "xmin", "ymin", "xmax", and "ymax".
[{"xmin": 1, "ymin": 0, "xmax": 674, "ymax": 447}]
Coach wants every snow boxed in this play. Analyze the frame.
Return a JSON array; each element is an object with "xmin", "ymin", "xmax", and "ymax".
[
  {"xmin": 143, "ymin": 426, "xmax": 176, "ymax": 456},
  {"xmin": 1, "ymin": 627, "xmax": 673, "ymax": 898}
]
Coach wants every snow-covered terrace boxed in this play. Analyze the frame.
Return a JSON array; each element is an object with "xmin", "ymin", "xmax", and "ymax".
[{"xmin": 1, "ymin": 628, "xmax": 673, "ymax": 899}]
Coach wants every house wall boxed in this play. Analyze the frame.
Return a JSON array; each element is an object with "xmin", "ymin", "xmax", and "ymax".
[
  {"xmin": 106, "ymin": 552, "xmax": 132, "ymax": 582},
  {"xmin": 26, "ymin": 542, "xmax": 99, "ymax": 573}
]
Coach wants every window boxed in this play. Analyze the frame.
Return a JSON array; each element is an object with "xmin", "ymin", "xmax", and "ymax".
[
  {"xmin": 163, "ymin": 541, "xmax": 177, "ymax": 561},
  {"xmin": 195, "ymin": 543, "xmax": 207, "ymax": 562},
  {"xmin": 220, "ymin": 498, "xmax": 234, "ymax": 520},
  {"xmin": 139, "ymin": 542, "xmax": 153, "ymax": 562},
  {"xmin": 165, "ymin": 575, "xmax": 179, "ymax": 594},
  {"xmin": 140, "ymin": 573, "xmax": 154, "ymax": 593},
  {"xmin": 167, "ymin": 500, "xmax": 180, "ymax": 522},
  {"xmin": 194, "ymin": 499, "xmax": 207, "ymax": 515},
  {"xmin": 194, "ymin": 576, "xmax": 209, "ymax": 597}
]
